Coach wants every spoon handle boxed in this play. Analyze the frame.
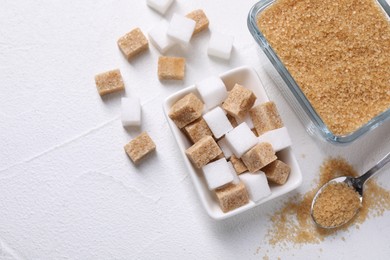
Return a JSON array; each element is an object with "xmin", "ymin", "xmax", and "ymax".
[{"xmin": 358, "ymin": 151, "xmax": 390, "ymax": 184}]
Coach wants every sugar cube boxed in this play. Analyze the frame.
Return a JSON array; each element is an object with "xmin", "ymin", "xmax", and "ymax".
[
  {"xmin": 117, "ymin": 28, "xmax": 149, "ymax": 60},
  {"xmin": 186, "ymin": 9, "xmax": 209, "ymax": 35},
  {"xmin": 230, "ymin": 155, "xmax": 248, "ymax": 174},
  {"xmin": 225, "ymin": 122, "xmax": 258, "ymax": 158},
  {"xmin": 185, "ymin": 136, "xmax": 222, "ymax": 168},
  {"xmin": 167, "ymin": 14, "xmax": 196, "ymax": 46},
  {"xmin": 158, "ymin": 56, "xmax": 186, "ymax": 80},
  {"xmin": 196, "ymin": 76, "xmax": 228, "ymax": 110},
  {"xmin": 184, "ymin": 117, "xmax": 212, "ymax": 143},
  {"xmin": 207, "ymin": 31, "xmax": 234, "ymax": 60},
  {"xmin": 124, "ymin": 132, "xmax": 156, "ymax": 164},
  {"xmin": 250, "ymin": 101, "xmax": 283, "ymax": 136},
  {"xmin": 217, "ymin": 137, "xmax": 233, "ymax": 159},
  {"xmin": 95, "ymin": 69, "xmax": 125, "ymax": 96},
  {"xmin": 241, "ymin": 142, "xmax": 277, "ymax": 172},
  {"xmin": 203, "ymin": 107, "xmax": 233, "ymax": 139},
  {"xmin": 148, "ymin": 21, "xmax": 174, "ymax": 53},
  {"xmin": 258, "ymin": 127, "xmax": 291, "ymax": 152},
  {"xmin": 263, "ymin": 160, "xmax": 291, "ymax": 185},
  {"xmin": 239, "ymin": 172, "xmax": 271, "ymax": 202},
  {"xmin": 222, "ymin": 84, "xmax": 256, "ymax": 119},
  {"xmin": 215, "ymin": 182, "xmax": 249, "ymax": 213},
  {"xmin": 146, "ymin": 0, "xmax": 174, "ymax": 15},
  {"xmin": 202, "ymin": 158, "xmax": 233, "ymax": 190},
  {"xmin": 121, "ymin": 97, "xmax": 141, "ymax": 127},
  {"xmin": 169, "ymin": 93, "xmax": 203, "ymax": 128},
  {"xmin": 227, "ymin": 161, "xmax": 240, "ymax": 184}
]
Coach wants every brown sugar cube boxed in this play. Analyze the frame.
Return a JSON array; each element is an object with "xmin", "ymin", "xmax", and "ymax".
[
  {"xmin": 94, "ymin": 69, "xmax": 125, "ymax": 96},
  {"xmin": 230, "ymin": 155, "xmax": 248, "ymax": 174},
  {"xmin": 186, "ymin": 9, "xmax": 209, "ymax": 35},
  {"xmin": 117, "ymin": 28, "xmax": 149, "ymax": 60},
  {"xmin": 185, "ymin": 136, "xmax": 222, "ymax": 168},
  {"xmin": 241, "ymin": 142, "xmax": 277, "ymax": 173},
  {"xmin": 222, "ymin": 84, "xmax": 256, "ymax": 119},
  {"xmin": 169, "ymin": 93, "xmax": 204, "ymax": 128},
  {"xmin": 250, "ymin": 101, "xmax": 283, "ymax": 136},
  {"xmin": 158, "ymin": 56, "xmax": 186, "ymax": 80},
  {"xmin": 184, "ymin": 117, "xmax": 213, "ymax": 143},
  {"xmin": 263, "ymin": 160, "xmax": 291, "ymax": 185},
  {"xmin": 124, "ymin": 132, "xmax": 156, "ymax": 164},
  {"xmin": 226, "ymin": 114, "xmax": 238, "ymax": 128},
  {"xmin": 215, "ymin": 182, "xmax": 249, "ymax": 213}
]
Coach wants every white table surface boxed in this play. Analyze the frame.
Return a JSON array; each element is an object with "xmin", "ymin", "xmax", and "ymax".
[{"xmin": 1, "ymin": 1, "xmax": 390, "ymax": 259}]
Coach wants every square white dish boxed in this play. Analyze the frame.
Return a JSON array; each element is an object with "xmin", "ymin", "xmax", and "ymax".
[{"xmin": 163, "ymin": 66, "xmax": 303, "ymax": 220}]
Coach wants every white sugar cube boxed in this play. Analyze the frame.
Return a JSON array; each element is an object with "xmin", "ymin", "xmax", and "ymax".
[
  {"xmin": 203, "ymin": 107, "xmax": 233, "ymax": 139},
  {"xmin": 196, "ymin": 76, "xmax": 228, "ymax": 110},
  {"xmin": 121, "ymin": 97, "xmax": 141, "ymax": 127},
  {"xmin": 207, "ymin": 32, "xmax": 234, "ymax": 60},
  {"xmin": 217, "ymin": 137, "xmax": 233, "ymax": 159},
  {"xmin": 239, "ymin": 172, "xmax": 271, "ymax": 202},
  {"xmin": 146, "ymin": 0, "xmax": 174, "ymax": 15},
  {"xmin": 225, "ymin": 122, "xmax": 258, "ymax": 158},
  {"xmin": 202, "ymin": 158, "xmax": 233, "ymax": 190},
  {"xmin": 148, "ymin": 21, "xmax": 174, "ymax": 53},
  {"xmin": 227, "ymin": 161, "xmax": 240, "ymax": 184},
  {"xmin": 258, "ymin": 127, "xmax": 291, "ymax": 152},
  {"xmin": 167, "ymin": 14, "xmax": 196, "ymax": 46},
  {"xmin": 237, "ymin": 115, "xmax": 254, "ymax": 129}
]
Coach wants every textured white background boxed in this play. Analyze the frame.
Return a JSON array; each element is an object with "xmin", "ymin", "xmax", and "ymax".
[{"xmin": 1, "ymin": 0, "xmax": 390, "ymax": 259}]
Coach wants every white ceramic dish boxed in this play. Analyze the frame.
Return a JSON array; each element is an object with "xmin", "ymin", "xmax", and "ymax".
[{"xmin": 163, "ymin": 66, "xmax": 303, "ymax": 220}]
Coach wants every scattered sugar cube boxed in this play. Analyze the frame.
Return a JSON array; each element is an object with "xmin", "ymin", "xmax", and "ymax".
[
  {"xmin": 263, "ymin": 160, "xmax": 291, "ymax": 185},
  {"xmin": 250, "ymin": 101, "xmax": 283, "ymax": 136},
  {"xmin": 186, "ymin": 9, "xmax": 209, "ymax": 35},
  {"xmin": 241, "ymin": 142, "xmax": 277, "ymax": 172},
  {"xmin": 184, "ymin": 117, "xmax": 212, "ymax": 143},
  {"xmin": 222, "ymin": 84, "xmax": 256, "ymax": 119},
  {"xmin": 239, "ymin": 172, "xmax": 271, "ymax": 203},
  {"xmin": 124, "ymin": 132, "xmax": 156, "ymax": 164},
  {"xmin": 207, "ymin": 31, "xmax": 234, "ymax": 60},
  {"xmin": 121, "ymin": 97, "xmax": 141, "ymax": 127},
  {"xmin": 167, "ymin": 14, "xmax": 196, "ymax": 46},
  {"xmin": 202, "ymin": 158, "xmax": 234, "ymax": 190},
  {"xmin": 95, "ymin": 69, "xmax": 125, "ymax": 96},
  {"xmin": 215, "ymin": 182, "xmax": 249, "ymax": 213},
  {"xmin": 158, "ymin": 56, "xmax": 186, "ymax": 80},
  {"xmin": 169, "ymin": 93, "xmax": 203, "ymax": 128},
  {"xmin": 148, "ymin": 21, "xmax": 174, "ymax": 53},
  {"xmin": 227, "ymin": 161, "xmax": 240, "ymax": 184},
  {"xmin": 258, "ymin": 127, "xmax": 291, "ymax": 152},
  {"xmin": 203, "ymin": 107, "xmax": 233, "ymax": 139},
  {"xmin": 227, "ymin": 114, "xmax": 238, "ymax": 127},
  {"xmin": 230, "ymin": 155, "xmax": 248, "ymax": 174},
  {"xmin": 225, "ymin": 122, "xmax": 258, "ymax": 158},
  {"xmin": 217, "ymin": 137, "xmax": 233, "ymax": 159},
  {"xmin": 185, "ymin": 136, "xmax": 222, "ymax": 168},
  {"xmin": 196, "ymin": 76, "xmax": 228, "ymax": 110},
  {"xmin": 146, "ymin": 0, "xmax": 174, "ymax": 15},
  {"xmin": 117, "ymin": 28, "xmax": 149, "ymax": 60}
]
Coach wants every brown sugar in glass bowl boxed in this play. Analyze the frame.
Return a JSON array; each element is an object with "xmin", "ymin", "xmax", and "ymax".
[{"xmin": 248, "ymin": 0, "xmax": 390, "ymax": 143}]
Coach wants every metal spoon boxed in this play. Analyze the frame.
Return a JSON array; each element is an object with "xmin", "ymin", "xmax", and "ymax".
[{"xmin": 311, "ymin": 151, "xmax": 390, "ymax": 229}]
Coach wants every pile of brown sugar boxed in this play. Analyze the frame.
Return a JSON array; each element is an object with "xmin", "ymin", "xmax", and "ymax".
[
  {"xmin": 312, "ymin": 182, "xmax": 361, "ymax": 228},
  {"xmin": 257, "ymin": 0, "xmax": 390, "ymax": 135},
  {"xmin": 265, "ymin": 158, "xmax": 390, "ymax": 247}
]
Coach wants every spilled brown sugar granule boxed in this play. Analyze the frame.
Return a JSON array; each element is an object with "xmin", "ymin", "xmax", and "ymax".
[
  {"xmin": 266, "ymin": 158, "xmax": 390, "ymax": 247},
  {"xmin": 312, "ymin": 182, "xmax": 361, "ymax": 228},
  {"xmin": 257, "ymin": 0, "xmax": 390, "ymax": 135}
]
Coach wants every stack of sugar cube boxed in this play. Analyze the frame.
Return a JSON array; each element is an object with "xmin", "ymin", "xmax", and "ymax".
[{"xmin": 168, "ymin": 75, "xmax": 293, "ymax": 213}]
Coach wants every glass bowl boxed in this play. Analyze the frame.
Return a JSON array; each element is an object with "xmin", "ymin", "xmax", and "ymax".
[{"xmin": 247, "ymin": 0, "xmax": 390, "ymax": 144}]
